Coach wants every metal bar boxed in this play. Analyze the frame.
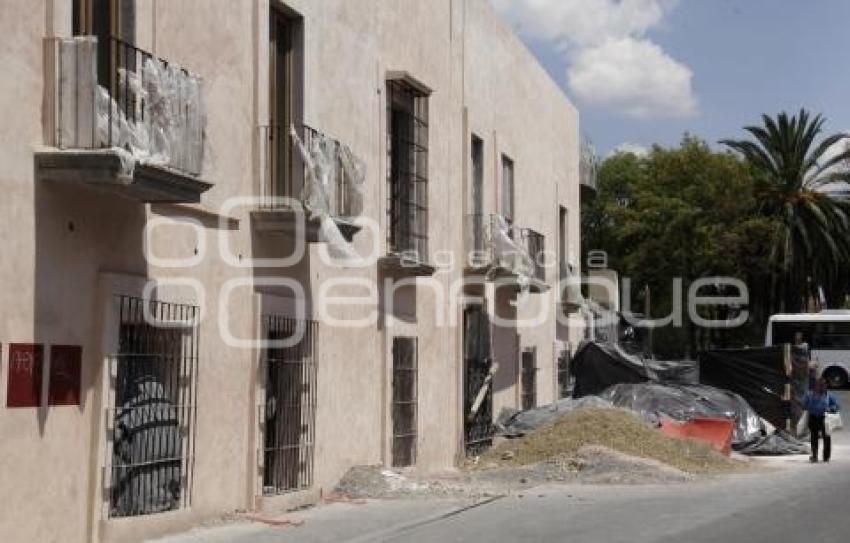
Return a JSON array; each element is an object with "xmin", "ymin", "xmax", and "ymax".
[
  {"xmin": 260, "ymin": 316, "xmax": 317, "ymax": 495},
  {"xmin": 105, "ymin": 294, "xmax": 199, "ymax": 518}
]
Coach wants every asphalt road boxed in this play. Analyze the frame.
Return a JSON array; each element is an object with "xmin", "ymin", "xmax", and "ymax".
[
  {"xmin": 156, "ymin": 392, "xmax": 850, "ymax": 543},
  {"xmin": 391, "ymin": 458, "xmax": 850, "ymax": 543},
  {"xmin": 389, "ymin": 392, "xmax": 850, "ymax": 543}
]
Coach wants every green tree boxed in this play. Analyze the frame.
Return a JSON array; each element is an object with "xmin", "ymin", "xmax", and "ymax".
[
  {"xmin": 582, "ymin": 136, "xmax": 776, "ymax": 357},
  {"xmin": 720, "ymin": 109, "xmax": 850, "ymax": 312}
]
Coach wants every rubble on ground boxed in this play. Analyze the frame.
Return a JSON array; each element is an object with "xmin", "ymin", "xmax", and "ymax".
[
  {"xmin": 598, "ymin": 382, "xmax": 762, "ymax": 449},
  {"xmin": 496, "ymin": 396, "xmax": 614, "ymax": 438},
  {"xmin": 334, "ymin": 408, "xmax": 739, "ymax": 501},
  {"xmin": 568, "ymin": 341, "xmax": 811, "ymax": 456},
  {"xmin": 575, "ymin": 445, "xmax": 694, "ymax": 484},
  {"xmin": 478, "ymin": 408, "xmax": 740, "ymax": 475}
]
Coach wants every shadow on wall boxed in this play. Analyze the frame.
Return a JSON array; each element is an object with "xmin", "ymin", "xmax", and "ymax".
[
  {"xmin": 32, "ymin": 180, "xmax": 147, "ymax": 435},
  {"xmin": 491, "ymin": 285, "xmax": 519, "ymax": 397},
  {"xmin": 249, "ymin": 224, "xmax": 314, "ymax": 317},
  {"xmin": 378, "ymin": 269, "xmax": 419, "ymax": 329}
]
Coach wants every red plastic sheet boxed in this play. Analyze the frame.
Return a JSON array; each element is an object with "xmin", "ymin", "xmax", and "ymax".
[{"xmin": 659, "ymin": 417, "xmax": 735, "ymax": 455}]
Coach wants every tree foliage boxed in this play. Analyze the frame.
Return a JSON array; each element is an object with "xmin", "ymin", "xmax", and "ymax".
[
  {"xmin": 584, "ymin": 113, "xmax": 850, "ymax": 357},
  {"xmin": 721, "ymin": 109, "xmax": 850, "ymax": 313},
  {"xmin": 582, "ymin": 136, "xmax": 780, "ymax": 357}
]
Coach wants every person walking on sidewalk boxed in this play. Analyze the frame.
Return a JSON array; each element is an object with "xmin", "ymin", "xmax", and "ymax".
[{"xmin": 803, "ymin": 378, "xmax": 840, "ymax": 463}]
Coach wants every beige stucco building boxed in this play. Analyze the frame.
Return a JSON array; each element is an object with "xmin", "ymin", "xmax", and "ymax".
[{"xmin": 0, "ymin": 1, "xmax": 587, "ymax": 541}]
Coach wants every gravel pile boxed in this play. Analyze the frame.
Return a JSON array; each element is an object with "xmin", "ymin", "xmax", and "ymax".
[
  {"xmin": 474, "ymin": 408, "xmax": 741, "ymax": 475},
  {"xmin": 333, "ymin": 408, "xmax": 742, "ymax": 500}
]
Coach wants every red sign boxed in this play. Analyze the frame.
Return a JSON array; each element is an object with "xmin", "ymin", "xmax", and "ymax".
[
  {"xmin": 48, "ymin": 345, "xmax": 82, "ymax": 406},
  {"xmin": 7, "ymin": 344, "xmax": 44, "ymax": 408}
]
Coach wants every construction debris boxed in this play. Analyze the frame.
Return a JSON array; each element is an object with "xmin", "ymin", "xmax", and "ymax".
[
  {"xmin": 496, "ymin": 396, "xmax": 614, "ymax": 438},
  {"xmin": 568, "ymin": 341, "xmax": 810, "ymax": 456},
  {"xmin": 332, "ymin": 411, "xmax": 734, "ymax": 500},
  {"xmin": 248, "ymin": 515, "xmax": 304, "ymax": 528},
  {"xmin": 570, "ymin": 341, "xmax": 699, "ymax": 398},
  {"xmin": 598, "ymin": 383, "xmax": 762, "ymax": 449},
  {"xmin": 335, "ymin": 466, "xmax": 438, "ymax": 499},
  {"xmin": 699, "ymin": 345, "xmax": 808, "ymax": 432},
  {"xmin": 576, "ymin": 445, "xmax": 694, "ymax": 485},
  {"xmin": 735, "ymin": 429, "xmax": 810, "ymax": 456},
  {"xmin": 478, "ymin": 408, "xmax": 740, "ymax": 475}
]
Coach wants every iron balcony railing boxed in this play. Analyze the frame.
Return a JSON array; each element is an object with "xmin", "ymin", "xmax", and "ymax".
[
  {"xmin": 257, "ymin": 123, "xmax": 362, "ymax": 219},
  {"xmin": 464, "ymin": 213, "xmax": 516, "ymax": 269},
  {"xmin": 50, "ymin": 36, "xmax": 204, "ymax": 176},
  {"xmin": 464, "ymin": 214, "xmax": 545, "ymax": 283}
]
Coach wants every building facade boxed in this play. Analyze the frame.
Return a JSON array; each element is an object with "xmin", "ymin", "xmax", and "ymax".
[{"xmin": 0, "ymin": 1, "xmax": 583, "ymax": 541}]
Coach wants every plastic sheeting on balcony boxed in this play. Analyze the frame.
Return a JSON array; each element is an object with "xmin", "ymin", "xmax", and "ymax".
[
  {"xmin": 466, "ymin": 214, "xmax": 534, "ymax": 284},
  {"xmin": 490, "ymin": 215, "xmax": 535, "ymax": 286},
  {"xmin": 291, "ymin": 125, "xmax": 366, "ymax": 261},
  {"xmin": 53, "ymin": 36, "xmax": 205, "ymax": 178}
]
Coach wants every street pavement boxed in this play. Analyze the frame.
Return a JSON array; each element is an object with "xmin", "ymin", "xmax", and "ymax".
[{"xmin": 153, "ymin": 392, "xmax": 850, "ymax": 543}]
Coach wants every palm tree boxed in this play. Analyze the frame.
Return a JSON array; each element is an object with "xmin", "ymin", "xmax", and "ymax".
[{"xmin": 721, "ymin": 109, "xmax": 850, "ymax": 313}]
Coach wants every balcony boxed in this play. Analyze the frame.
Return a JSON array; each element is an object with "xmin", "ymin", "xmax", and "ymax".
[
  {"xmin": 464, "ymin": 214, "xmax": 548, "ymax": 293},
  {"xmin": 251, "ymin": 124, "xmax": 363, "ymax": 243},
  {"xmin": 580, "ymin": 138, "xmax": 598, "ymax": 200},
  {"xmin": 379, "ymin": 213, "xmax": 435, "ymax": 277},
  {"xmin": 35, "ymin": 36, "xmax": 210, "ymax": 203}
]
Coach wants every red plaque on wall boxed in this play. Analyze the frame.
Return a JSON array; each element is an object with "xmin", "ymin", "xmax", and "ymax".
[
  {"xmin": 48, "ymin": 345, "xmax": 82, "ymax": 406},
  {"xmin": 7, "ymin": 344, "xmax": 44, "ymax": 408}
]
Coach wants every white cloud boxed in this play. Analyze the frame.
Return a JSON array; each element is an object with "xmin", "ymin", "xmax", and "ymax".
[
  {"xmin": 569, "ymin": 38, "xmax": 697, "ymax": 119},
  {"xmin": 496, "ymin": 0, "xmax": 673, "ymax": 47},
  {"xmin": 492, "ymin": 0, "xmax": 698, "ymax": 120},
  {"xmin": 611, "ymin": 142, "xmax": 650, "ymax": 157}
]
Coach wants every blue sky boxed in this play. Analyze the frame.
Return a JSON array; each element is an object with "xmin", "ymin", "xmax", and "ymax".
[{"xmin": 494, "ymin": 0, "xmax": 850, "ymax": 156}]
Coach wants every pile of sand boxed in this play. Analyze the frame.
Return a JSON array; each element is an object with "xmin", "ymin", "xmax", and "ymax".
[{"xmin": 472, "ymin": 408, "xmax": 741, "ymax": 475}]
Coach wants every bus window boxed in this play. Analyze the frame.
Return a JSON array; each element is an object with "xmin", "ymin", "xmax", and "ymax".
[
  {"xmin": 811, "ymin": 322, "xmax": 850, "ymax": 350},
  {"xmin": 772, "ymin": 322, "xmax": 812, "ymax": 345}
]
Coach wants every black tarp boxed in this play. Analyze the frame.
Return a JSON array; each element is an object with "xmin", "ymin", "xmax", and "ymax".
[
  {"xmin": 735, "ymin": 429, "xmax": 810, "ymax": 456},
  {"xmin": 495, "ymin": 396, "xmax": 615, "ymax": 438},
  {"xmin": 570, "ymin": 341, "xmax": 699, "ymax": 398},
  {"xmin": 598, "ymin": 382, "xmax": 763, "ymax": 449},
  {"xmin": 699, "ymin": 346, "xmax": 807, "ymax": 431}
]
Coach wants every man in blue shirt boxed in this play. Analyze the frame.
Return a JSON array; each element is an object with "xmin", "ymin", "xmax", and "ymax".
[{"xmin": 803, "ymin": 377, "xmax": 840, "ymax": 462}]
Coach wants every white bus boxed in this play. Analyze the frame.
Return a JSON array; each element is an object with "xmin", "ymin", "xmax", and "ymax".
[{"xmin": 766, "ymin": 312, "xmax": 850, "ymax": 388}]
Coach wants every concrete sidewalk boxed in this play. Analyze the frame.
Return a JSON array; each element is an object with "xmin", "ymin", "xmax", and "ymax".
[{"xmin": 149, "ymin": 496, "xmax": 503, "ymax": 543}]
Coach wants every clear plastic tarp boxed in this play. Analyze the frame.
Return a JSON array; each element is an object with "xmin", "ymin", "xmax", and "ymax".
[
  {"xmin": 486, "ymin": 215, "xmax": 535, "ymax": 295},
  {"xmin": 291, "ymin": 126, "xmax": 366, "ymax": 261},
  {"xmin": 55, "ymin": 36, "xmax": 205, "ymax": 177}
]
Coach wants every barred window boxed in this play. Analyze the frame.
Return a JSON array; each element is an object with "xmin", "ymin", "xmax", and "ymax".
[
  {"xmin": 501, "ymin": 155, "xmax": 514, "ymax": 225},
  {"xmin": 521, "ymin": 347, "xmax": 537, "ymax": 410},
  {"xmin": 392, "ymin": 337, "xmax": 418, "ymax": 467},
  {"xmin": 106, "ymin": 296, "xmax": 199, "ymax": 518},
  {"xmin": 387, "ymin": 79, "xmax": 429, "ymax": 263},
  {"xmin": 557, "ymin": 348, "xmax": 572, "ymax": 399},
  {"xmin": 464, "ymin": 305, "xmax": 494, "ymax": 456},
  {"xmin": 261, "ymin": 317, "xmax": 318, "ymax": 495}
]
